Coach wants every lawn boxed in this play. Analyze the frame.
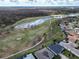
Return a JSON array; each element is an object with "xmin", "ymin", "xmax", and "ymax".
[{"xmin": 43, "ymin": 19, "xmax": 65, "ymax": 47}]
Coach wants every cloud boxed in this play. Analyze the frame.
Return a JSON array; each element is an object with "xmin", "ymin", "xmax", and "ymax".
[{"xmin": 0, "ymin": 0, "xmax": 79, "ymax": 7}]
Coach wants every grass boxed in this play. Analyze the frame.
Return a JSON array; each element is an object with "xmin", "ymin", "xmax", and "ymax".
[
  {"xmin": 53, "ymin": 55, "xmax": 61, "ymax": 59},
  {"xmin": 43, "ymin": 19, "xmax": 65, "ymax": 47},
  {"xmin": 9, "ymin": 17, "xmax": 65, "ymax": 59},
  {"xmin": 0, "ymin": 16, "xmax": 51, "ymax": 58},
  {"xmin": 0, "ymin": 16, "xmax": 65, "ymax": 59},
  {"xmin": 8, "ymin": 21, "xmax": 51, "ymax": 59}
]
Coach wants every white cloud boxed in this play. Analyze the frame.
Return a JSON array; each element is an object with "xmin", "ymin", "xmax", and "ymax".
[
  {"xmin": 68, "ymin": 0, "xmax": 74, "ymax": 2},
  {"xmin": 0, "ymin": 0, "xmax": 79, "ymax": 6}
]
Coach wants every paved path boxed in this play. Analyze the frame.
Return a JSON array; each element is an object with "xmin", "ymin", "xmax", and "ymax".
[{"xmin": 59, "ymin": 54, "xmax": 69, "ymax": 59}]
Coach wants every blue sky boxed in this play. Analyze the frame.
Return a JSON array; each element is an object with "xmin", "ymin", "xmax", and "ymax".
[{"xmin": 0, "ymin": 0, "xmax": 79, "ymax": 7}]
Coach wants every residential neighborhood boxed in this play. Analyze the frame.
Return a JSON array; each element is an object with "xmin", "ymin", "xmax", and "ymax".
[
  {"xmin": 0, "ymin": 0, "xmax": 79, "ymax": 59},
  {"xmin": 12, "ymin": 15, "xmax": 79, "ymax": 59},
  {"xmin": 15, "ymin": 15, "xmax": 79, "ymax": 59},
  {"xmin": 0, "ymin": 13, "xmax": 79, "ymax": 59}
]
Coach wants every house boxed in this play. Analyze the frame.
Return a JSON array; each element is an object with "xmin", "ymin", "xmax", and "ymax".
[
  {"xmin": 23, "ymin": 54, "xmax": 35, "ymax": 59},
  {"xmin": 34, "ymin": 48, "xmax": 54, "ymax": 59},
  {"xmin": 17, "ymin": 54, "xmax": 35, "ymax": 59},
  {"xmin": 67, "ymin": 32, "xmax": 79, "ymax": 42},
  {"xmin": 74, "ymin": 28, "xmax": 79, "ymax": 34},
  {"xmin": 48, "ymin": 44, "xmax": 64, "ymax": 55}
]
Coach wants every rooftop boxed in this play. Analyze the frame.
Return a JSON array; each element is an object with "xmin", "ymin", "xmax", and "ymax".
[
  {"xmin": 34, "ymin": 48, "xmax": 54, "ymax": 59},
  {"xmin": 67, "ymin": 32, "xmax": 79, "ymax": 42},
  {"xmin": 17, "ymin": 54, "xmax": 35, "ymax": 59},
  {"xmin": 48, "ymin": 44, "xmax": 64, "ymax": 55}
]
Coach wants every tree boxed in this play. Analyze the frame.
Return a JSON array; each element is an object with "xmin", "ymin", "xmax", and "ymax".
[{"xmin": 53, "ymin": 55, "xmax": 61, "ymax": 59}]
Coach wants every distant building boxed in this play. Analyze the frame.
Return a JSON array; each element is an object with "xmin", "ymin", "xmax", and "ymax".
[
  {"xmin": 67, "ymin": 32, "xmax": 79, "ymax": 42},
  {"xmin": 34, "ymin": 48, "xmax": 54, "ymax": 59},
  {"xmin": 74, "ymin": 28, "xmax": 79, "ymax": 34}
]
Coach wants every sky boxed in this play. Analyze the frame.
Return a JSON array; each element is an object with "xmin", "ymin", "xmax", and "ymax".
[{"xmin": 0, "ymin": 0, "xmax": 79, "ymax": 7}]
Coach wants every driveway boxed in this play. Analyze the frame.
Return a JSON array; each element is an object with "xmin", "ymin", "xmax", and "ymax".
[{"xmin": 59, "ymin": 54, "xmax": 69, "ymax": 59}]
